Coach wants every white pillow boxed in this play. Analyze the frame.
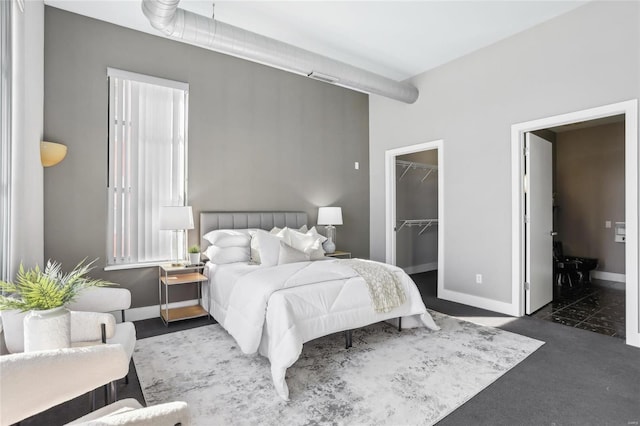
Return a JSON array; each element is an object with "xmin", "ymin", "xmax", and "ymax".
[
  {"xmin": 306, "ymin": 226, "xmax": 328, "ymax": 243},
  {"xmin": 273, "ymin": 227, "xmax": 293, "ymax": 246},
  {"xmin": 249, "ymin": 230, "xmax": 261, "ymax": 263},
  {"xmin": 251, "ymin": 228, "xmax": 289, "ymax": 264},
  {"xmin": 203, "ymin": 229, "xmax": 251, "ymax": 248},
  {"xmin": 305, "ymin": 238, "xmax": 326, "ymax": 260},
  {"xmin": 278, "ymin": 241, "xmax": 310, "ymax": 265},
  {"xmin": 287, "ymin": 230, "xmax": 315, "ymax": 251},
  {"xmin": 204, "ymin": 246, "xmax": 250, "ymax": 264},
  {"xmin": 286, "ymin": 228, "xmax": 326, "ymax": 260},
  {"xmin": 255, "ymin": 230, "xmax": 284, "ymax": 267},
  {"xmin": 271, "ymin": 225, "xmax": 308, "ymax": 235}
]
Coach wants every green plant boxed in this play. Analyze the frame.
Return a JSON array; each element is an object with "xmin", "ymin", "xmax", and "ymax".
[
  {"xmin": 0, "ymin": 259, "xmax": 112, "ymax": 311},
  {"xmin": 188, "ymin": 245, "xmax": 200, "ymax": 254}
]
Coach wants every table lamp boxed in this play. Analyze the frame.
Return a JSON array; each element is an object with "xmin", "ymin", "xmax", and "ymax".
[
  {"xmin": 317, "ymin": 207, "xmax": 343, "ymax": 254},
  {"xmin": 159, "ymin": 206, "xmax": 194, "ymax": 266}
]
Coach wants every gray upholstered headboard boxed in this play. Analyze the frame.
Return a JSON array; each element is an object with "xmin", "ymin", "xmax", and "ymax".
[{"xmin": 200, "ymin": 211, "xmax": 308, "ymax": 248}]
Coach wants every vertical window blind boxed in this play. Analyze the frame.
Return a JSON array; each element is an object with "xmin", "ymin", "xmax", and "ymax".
[{"xmin": 107, "ymin": 68, "xmax": 189, "ymax": 266}]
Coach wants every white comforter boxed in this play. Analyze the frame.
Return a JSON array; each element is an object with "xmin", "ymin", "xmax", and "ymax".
[{"xmin": 205, "ymin": 258, "xmax": 439, "ymax": 400}]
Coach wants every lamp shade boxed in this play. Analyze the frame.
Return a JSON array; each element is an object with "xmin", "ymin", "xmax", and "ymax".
[
  {"xmin": 317, "ymin": 207, "xmax": 343, "ymax": 226},
  {"xmin": 159, "ymin": 206, "xmax": 194, "ymax": 230},
  {"xmin": 40, "ymin": 141, "xmax": 67, "ymax": 167}
]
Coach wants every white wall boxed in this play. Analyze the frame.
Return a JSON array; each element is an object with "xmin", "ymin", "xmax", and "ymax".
[
  {"xmin": 370, "ymin": 1, "xmax": 639, "ymax": 309},
  {"xmin": 10, "ymin": 0, "xmax": 44, "ymax": 275}
]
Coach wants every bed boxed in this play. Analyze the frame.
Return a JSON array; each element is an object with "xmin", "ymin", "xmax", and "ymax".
[{"xmin": 200, "ymin": 211, "xmax": 439, "ymax": 400}]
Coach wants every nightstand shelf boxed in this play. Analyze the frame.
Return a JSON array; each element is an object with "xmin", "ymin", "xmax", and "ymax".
[
  {"xmin": 160, "ymin": 305, "xmax": 208, "ymax": 322},
  {"xmin": 160, "ymin": 272, "xmax": 207, "ymax": 285},
  {"xmin": 158, "ymin": 264, "xmax": 209, "ymax": 326},
  {"xmin": 325, "ymin": 250, "xmax": 352, "ymax": 259}
]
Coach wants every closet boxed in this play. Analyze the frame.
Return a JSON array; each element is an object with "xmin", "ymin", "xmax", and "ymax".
[{"xmin": 395, "ymin": 151, "xmax": 438, "ymax": 274}]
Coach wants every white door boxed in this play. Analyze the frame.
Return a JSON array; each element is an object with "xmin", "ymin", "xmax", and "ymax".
[{"xmin": 525, "ymin": 133, "xmax": 554, "ymax": 314}]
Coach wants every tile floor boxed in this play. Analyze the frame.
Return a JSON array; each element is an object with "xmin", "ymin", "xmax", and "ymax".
[{"xmin": 531, "ymin": 280, "xmax": 626, "ymax": 339}]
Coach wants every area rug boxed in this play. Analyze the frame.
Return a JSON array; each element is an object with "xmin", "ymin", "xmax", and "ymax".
[{"xmin": 133, "ymin": 310, "xmax": 543, "ymax": 425}]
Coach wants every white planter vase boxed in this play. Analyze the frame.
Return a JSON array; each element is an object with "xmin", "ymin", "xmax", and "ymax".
[
  {"xmin": 189, "ymin": 253, "xmax": 200, "ymax": 265},
  {"xmin": 23, "ymin": 306, "xmax": 71, "ymax": 352}
]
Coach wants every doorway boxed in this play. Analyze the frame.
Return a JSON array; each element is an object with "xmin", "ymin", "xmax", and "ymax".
[
  {"xmin": 526, "ymin": 119, "xmax": 627, "ymax": 339},
  {"xmin": 511, "ymin": 100, "xmax": 639, "ymax": 348},
  {"xmin": 395, "ymin": 150, "xmax": 438, "ymax": 274},
  {"xmin": 385, "ymin": 140, "xmax": 444, "ymax": 295}
]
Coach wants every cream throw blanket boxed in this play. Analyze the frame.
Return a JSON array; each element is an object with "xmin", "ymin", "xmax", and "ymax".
[{"xmin": 338, "ymin": 259, "xmax": 407, "ymax": 313}]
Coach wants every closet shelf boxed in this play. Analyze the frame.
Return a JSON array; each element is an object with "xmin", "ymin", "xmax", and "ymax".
[
  {"xmin": 396, "ymin": 219, "xmax": 438, "ymax": 235},
  {"xmin": 396, "ymin": 160, "xmax": 438, "ymax": 182}
]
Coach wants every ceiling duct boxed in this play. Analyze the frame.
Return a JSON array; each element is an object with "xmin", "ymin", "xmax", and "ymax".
[{"xmin": 141, "ymin": 0, "xmax": 419, "ymax": 104}]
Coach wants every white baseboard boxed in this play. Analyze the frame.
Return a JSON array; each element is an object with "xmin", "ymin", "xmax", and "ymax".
[
  {"xmin": 438, "ymin": 288, "xmax": 520, "ymax": 317},
  {"xmin": 124, "ymin": 299, "xmax": 202, "ymax": 322},
  {"xmin": 591, "ymin": 271, "xmax": 626, "ymax": 283},
  {"xmin": 402, "ymin": 262, "xmax": 438, "ymax": 275}
]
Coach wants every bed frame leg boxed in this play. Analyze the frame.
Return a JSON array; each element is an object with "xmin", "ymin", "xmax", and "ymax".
[
  {"xmin": 398, "ymin": 317, "xmax": 402, "ymax": 332},
  {"xmin": 344, "ymin": 330, "xmax": 352, "ymax": 349}
]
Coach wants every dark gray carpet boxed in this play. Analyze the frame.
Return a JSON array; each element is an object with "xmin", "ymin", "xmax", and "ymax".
[
  {"xmin": 21, "ymin": 271, "xmax": 640, "ymax": 425},
  {"xmin": 413, "ymin": 271, "xmax": 640, "ymax": 426}
]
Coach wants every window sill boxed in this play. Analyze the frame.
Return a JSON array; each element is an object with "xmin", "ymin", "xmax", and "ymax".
[{"xmin": 104, "ymin": 261, "xmax": 169, "ymax": 272}]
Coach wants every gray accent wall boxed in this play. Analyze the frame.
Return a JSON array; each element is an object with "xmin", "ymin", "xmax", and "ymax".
[
  {"xmin": 555, "ymin": 122, "xmax": 625, "ymax": 274},
  {"xmin": 43, "ymin": 7, "xmax": 369, "ymax": 308},
  {"xmin": 369, "ymin": 1, "xmax": 639, "ymax": 306}
]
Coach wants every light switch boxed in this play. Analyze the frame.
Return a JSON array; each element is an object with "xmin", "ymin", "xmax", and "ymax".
[
  {"xmin": 615, "ymin": 222, "xmax": 626, "ymax": 243},
  {"xmin": 354, "ymin": 162, "xmax": 359, "ymax": 170},
  {"xmin": 605, "ymin": 221, "xmax": 612, "ymax": 228}
]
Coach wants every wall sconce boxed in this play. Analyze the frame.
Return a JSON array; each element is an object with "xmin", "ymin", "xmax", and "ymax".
[{"xmin": 40, "ymin": 141, "xmax": 67, "ymax": 167}]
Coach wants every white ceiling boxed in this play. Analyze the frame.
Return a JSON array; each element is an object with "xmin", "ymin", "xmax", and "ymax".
[{"xmin": 44, "ymin": 0, "xmax": 589, "ymax": 81}]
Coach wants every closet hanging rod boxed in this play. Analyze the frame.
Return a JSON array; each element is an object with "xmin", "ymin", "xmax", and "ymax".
[
  {"xmin": 396, "ymin": 160, "xmax": 438, "ymax": 181},
  {"xmin": 396, "ymin": 219, "xmax": 438, "ymax": 235},
  {"xmin": 421, "ymin": 169, "xmax": 434, "ymax": 183}
]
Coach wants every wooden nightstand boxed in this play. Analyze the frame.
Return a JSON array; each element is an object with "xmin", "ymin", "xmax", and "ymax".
[
  {"xmin": 158, "ymin": 264, "xmax": 209, "ymax": 326},
  {"xmin": 325, "ymin": 250, "xmax": 352, "ymax": 259}
]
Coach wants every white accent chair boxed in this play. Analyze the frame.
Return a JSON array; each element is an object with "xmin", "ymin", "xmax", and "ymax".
[
  {"xmin": 66, "ymin": 286, "xmax": 136, "ymax": 394},
  {"xmin": 0, "ymin": 308, "xmax": 136, "ymax": 409},
  {"xmin": 1, "ymin": 285, "xmax": 135, "ymax": 357},
  {"xmin": 67, "ymin": 287, "xmax": 132, "ymax": 323},
  {"xmin": 0, "ymin": 344, "xmax": 190, "ymax": 426},
  {"xmin": 0, "ymin": 309, "xmax": 135, "ymax": 360},
  {"xmin": 67, "ymin": 399, "xmax": 190, "ymax": 426},
  {"xmin": 0, "ymin": 344, "xmax": 129, "ymax": 426},
  {"xmin": 0, "ymin": 285, "xmax": 135, "ymax": 357}
]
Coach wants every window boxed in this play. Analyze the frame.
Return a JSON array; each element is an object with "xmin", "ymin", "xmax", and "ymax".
[{"xmin": 107, "ymin": 68, "xmax": 189, "ymax": 267}]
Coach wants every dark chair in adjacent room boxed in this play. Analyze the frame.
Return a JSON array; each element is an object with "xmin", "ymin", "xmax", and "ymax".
[{"xmin": 553, "ymin": 241, "xmax": 598, "ymax": 287}]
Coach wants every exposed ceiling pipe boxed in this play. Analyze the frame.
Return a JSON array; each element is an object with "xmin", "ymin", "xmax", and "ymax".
[{"xmin": 141, "ymin": 0, "xmax": 419, "ymax": 104}]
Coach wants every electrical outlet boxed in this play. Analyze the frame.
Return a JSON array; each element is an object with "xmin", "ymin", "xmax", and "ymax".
[
  {"xmin": 605, "ymin": 220, "xmax": 612, "ymax": 228},
  {"xmin": 475, "ymin": 274, "xmax": 483, "ymax": 284}
]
